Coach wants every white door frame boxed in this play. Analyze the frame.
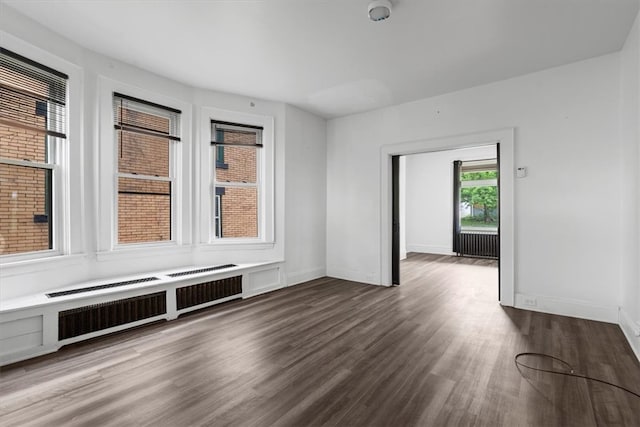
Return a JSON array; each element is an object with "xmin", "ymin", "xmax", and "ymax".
[{"xmin": 380, "ymin": 128, "xmax": 515, "ymax": 306}]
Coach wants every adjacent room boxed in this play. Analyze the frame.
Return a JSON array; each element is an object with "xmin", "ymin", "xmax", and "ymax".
[
  {"xmin": 1, "ymin": 0, "xmax": 640, "ymax": 425},
  {"xmin": 397, "ymin": 145, "xmax": 500, "ymax": 322}
]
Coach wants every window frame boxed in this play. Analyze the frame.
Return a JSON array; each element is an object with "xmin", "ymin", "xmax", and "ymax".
[
  {"xmin": 212, "ymin": 121, "xmax": 262, "ymax": 241},
  {"xmin": 0, "ymin": 159, "xmax": 55, "ymax": 256},
  {"xmin": 214, "ymin": 193, "xmax": 222, "ymax": 238},
  {"xmin": 0, "ymin": 42, "xmax": 78, "ymax": 264},
  {"xmin": 113, "ymin": 94, "xmax": 179, "ymax": 246},
  {"xmin": 97, "ymin": 77, "xmax": 192, "ymax": 257},
  {"xmin": 199, "ymin": 107, "xmax": 274, "ymax": 248},
  {"xmin": 458, "ymin": 161, "xmax": 499, "ymax": 233}
]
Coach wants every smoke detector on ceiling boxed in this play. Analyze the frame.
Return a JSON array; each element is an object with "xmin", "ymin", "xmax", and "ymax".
[{"xmin": 368, "ymin": 0, "xmax": 392, "ymax": 22}]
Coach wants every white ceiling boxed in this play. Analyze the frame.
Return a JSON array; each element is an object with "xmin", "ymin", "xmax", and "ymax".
[{"xmin": 3, "ymin": 0, "xmax": 639, "ymax": 118}]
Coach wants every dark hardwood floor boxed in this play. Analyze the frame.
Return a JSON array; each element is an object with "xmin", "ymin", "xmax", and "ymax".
[{"xmin": 1, "ymin": 253, "xmax": 639, "ymax": 426}]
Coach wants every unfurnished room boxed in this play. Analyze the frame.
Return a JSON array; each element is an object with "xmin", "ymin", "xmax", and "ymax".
[{"xmin": 1, "ymin": 0, "xmax": 640, "ymax": 425}]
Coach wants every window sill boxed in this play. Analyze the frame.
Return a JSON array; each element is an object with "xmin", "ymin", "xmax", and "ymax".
[
  {"xmin": 96, "ymin": 244, "xmax": 192, "ymax": 262},
  {"xmin": 0, "ymin": 260, "xmax": 283, "ymax": 314},
  {"xmin": 0, "ymin": 253, "xmax": 88, "ymax": 278},
  {"xmin": 197, "ymin": 241, "xmax": 275, "ymax": 252}
]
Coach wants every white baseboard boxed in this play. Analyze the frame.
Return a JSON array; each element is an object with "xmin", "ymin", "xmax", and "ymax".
[
  {"xmin": 326, "ymin": 267, "xmax": 382, "ymax": 286},
  {"xmin": 619, "ymin": 307, "xmax": 640, "ymax": 362},
  {"xmin": 514, "ymin": 293, "xmax": 618, "ymax": 324},
  {"xmin": 286, "ymin": 267, "xmax": 326, "ymax": 287},
  {"xmin": 406, "ymin": 244, "xmax": 454, "ymax": 256},
  {"xmin": 243, "ymin": 283, "xmax": 284, "ymax": 298}
]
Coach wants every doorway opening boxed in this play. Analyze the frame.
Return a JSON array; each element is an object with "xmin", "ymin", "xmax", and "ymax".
[
  {"xmin": 394, "ymin": 145, "xmax": 500, "ymax": 300},
  {"xmin": 381, "ymin": 128, "xmax": 514, "ymax": 306}
]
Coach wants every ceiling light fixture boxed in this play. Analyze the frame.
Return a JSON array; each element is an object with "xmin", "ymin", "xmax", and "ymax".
[{"xmin": 368, "ymin": 0, "xmax": 392, "ymax": 22}]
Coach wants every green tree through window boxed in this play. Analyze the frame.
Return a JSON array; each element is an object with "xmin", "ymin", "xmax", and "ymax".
[{"xmin": 460, "ymin": 170, "xmax": 498, "ymax": 228}]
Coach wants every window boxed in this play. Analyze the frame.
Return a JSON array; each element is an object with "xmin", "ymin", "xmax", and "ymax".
[
  {"xmin": 0, "ymin": 48, "xmax": 67, "ymax": 256},
  {"xmin": 216, "ymin": 145, "xmax": 227, "ymax": 169},
  {"xmin": 113, "ymin": 93, "xmax": 181, "ymax": 245},
  {"xmin": 211, "ymin": 120, "xmax": 262, "ymax": 239},
  {"xmin": 456, "ymin": 160, "xmax": 498, "ymax": 232},
  {"xmin": 214, "ymin": 193, "xmax": 222, "ymax": 238}
]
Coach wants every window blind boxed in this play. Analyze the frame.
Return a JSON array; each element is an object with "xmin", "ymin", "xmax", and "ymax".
[
  {"xmin": 0, "ymin": 47, "xmax": 68, "ymax": 139},
  {"xmin": 211, "ymin": 120, "xmax": 263, "ymax": 147},
  {"xmin": 113, "ymin": 93, "xmax": 181, "ymax": 141},
  {"xmin": 460, "ymin": 159, "xmax": 497, "ymax": 173}
]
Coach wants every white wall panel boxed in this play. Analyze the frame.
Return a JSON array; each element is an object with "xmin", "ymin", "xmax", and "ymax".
[{"xmin": 328, "ymin": 53, "xmax": 622, "ymax": 322}]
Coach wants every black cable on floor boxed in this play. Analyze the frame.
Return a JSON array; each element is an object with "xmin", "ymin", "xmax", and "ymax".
[{"xmin": 514, "ymin": 352, "xmax": 640, "ymax": 399}]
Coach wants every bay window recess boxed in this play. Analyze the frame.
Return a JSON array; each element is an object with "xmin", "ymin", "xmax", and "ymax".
[
  {"xmin": 113, "ymin": 93, "xmax": 181, "ymax": 245},
  {"xmin": 211, "ymin": 121, "xmax": 262, "ymax": 240},
  {"xmin": 0, "ymin": 48, "xmax": 67, "ymax": 257}
]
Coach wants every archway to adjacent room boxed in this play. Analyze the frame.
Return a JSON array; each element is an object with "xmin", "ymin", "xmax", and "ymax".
[
  {"xmin": 394, "ymin": 146, "xmax": 500, "ymax": 301},
  {"xmin": 381, "ymin": 128, "xmax": 514, "ymax": 306}
]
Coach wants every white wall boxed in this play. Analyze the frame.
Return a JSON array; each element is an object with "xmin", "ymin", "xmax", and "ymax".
[
  {"xmin": 284, "ymin": 105, "xmax": 327, "ymax": 285},
  {"xmin": 327, "ymin": 53, "xmax": 623, "ymax": 323},
  {"xmin": 0, "ymin": 6, "xmax": 326, "ymax": 299},
  {"xmin": 619, "ymin": 10, "xmax": 640, "ymax": 357},
  {"xmin": 405, "ymin": 146, "xmax": 496, "ymax": 255}
]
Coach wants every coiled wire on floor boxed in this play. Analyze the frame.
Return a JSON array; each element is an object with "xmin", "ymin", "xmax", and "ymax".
[{"xmin": 514, "ymin": 352, "xmax": 640, "ymax": 399}]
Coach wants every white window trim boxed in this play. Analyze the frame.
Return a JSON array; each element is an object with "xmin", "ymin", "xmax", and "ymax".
[
  {"xmin": 0, "ymin": 31, "xmax": 83, "ymax": 266},
  {"xmin": 198, "ymin": 107, "xmax": 274, "ymax": 247},
  {"xmin": 97, "ymin": 77, "xmax": 192, "ymax": 254}
]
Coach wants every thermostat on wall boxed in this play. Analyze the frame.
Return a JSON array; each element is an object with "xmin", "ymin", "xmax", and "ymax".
[{"xmin": 516, "ymin": 167, "xmax": 527, "ymax": 178}]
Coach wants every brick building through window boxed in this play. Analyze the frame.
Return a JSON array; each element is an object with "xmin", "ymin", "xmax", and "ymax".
[
  {"xmin": 114, "ymin": 94, "xmax": 180, "ymax": 245},
  {"xmin": 0, "ymin": 49, "xmax": 67, "ymax": 256},
  {"xmin": 212, "ymin": 121, "xmax": 261, "ymax": 239}
]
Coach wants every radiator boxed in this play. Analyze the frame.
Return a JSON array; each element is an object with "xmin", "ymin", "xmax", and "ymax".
[
  {"xmin": 168, "ymin": 264, "xmax": 237, "ymax": 278},
  {"xmin": 457, "ymin": 233, "xmax": 499, "ymax": 259},
  {"xmin": 47, "ymin": 277, "xmax": 159, "ymax": 297},
  {"xmin": 58, "ymin": 292, "xmax": 167, "ymax": 340},
  {"xmin": 176, "ymin": 275, "xmax": 242, "ymax": 310}
]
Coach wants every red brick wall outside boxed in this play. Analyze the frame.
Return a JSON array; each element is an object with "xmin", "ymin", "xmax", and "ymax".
[
  {"xmin": 220, "ymin": 187, "xmax": 257, "ymax": 238},
  {"xmin": 117, "ymin": 108, "xmax": 171, "ymax": 244},
  {"xmin": 0, "ymin": 161, "xmax": 49, "ymax": 255},
  {"xmin": 0, "ymin": 65, "xmax": 50, "ymax": 255},
  {"xmin": 118, "ymin": 132, "xmax": 169, "ymax": 176},
  {"xmin": 215, "ymin": 128, "xmax": 258, "ymax": 238},
  {"xmin": 216, "ymin": 146, "xmax": 256, "ymax": 183},
  {"xmin": 118, "ymin": 193, "xmax": 171, "ymax": 243}
]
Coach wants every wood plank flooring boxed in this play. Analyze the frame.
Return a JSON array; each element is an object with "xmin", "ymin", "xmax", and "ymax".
[{"xmin": 1, "ymin": 253, "xmax": 639, "ymax": 426}]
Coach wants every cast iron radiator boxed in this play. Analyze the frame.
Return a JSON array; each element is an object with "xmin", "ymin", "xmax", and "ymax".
[
  {"xmin": 176, "ymin": 275, "xmax": 242, "ymax": 310},
  {"xmin": 58, "ymin": 291, "xmax": 167, "ymax": 340},
  {"xmin": 457, "ymin": 233, "xmax": 499, "ymax": 259}
]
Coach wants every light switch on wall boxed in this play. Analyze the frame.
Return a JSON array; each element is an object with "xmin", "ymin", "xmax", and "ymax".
[{"xmin": 516, "ymin": 167, "xmax": 527, "ymax": 178}]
